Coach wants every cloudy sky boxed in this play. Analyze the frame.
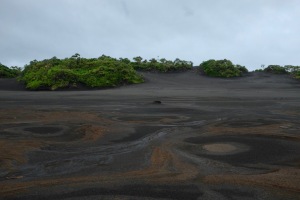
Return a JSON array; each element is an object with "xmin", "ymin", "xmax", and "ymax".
[{"xmin": 1, "ymin": 0, "xmax": 299, "ymax": 70}]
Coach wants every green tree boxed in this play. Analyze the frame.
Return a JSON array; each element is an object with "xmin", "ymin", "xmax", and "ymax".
[
  {"xmin": 133, "ymin": 56, "xmax": 143, "ymax": 63},
  {"xmin": 71, "ymin": 53, "xmax": 81, "ymax": 65},
  {"xmin": 0, "ymin": 63, "xmax": 21, "ymax": 78},
  {"xmin": 132, "ymin": 57, "xmax": 193, "ymax": 72},
  {"xmin": 19, "ymin": 55, "xmax": 144, "ymax": 90},
  {"xmin": 200, "ymin": 59, "xmax": 248, "ymax": 78},
  {"xmin": 264, "ymin": 65, "xmax": 288, "ymax": 74}
]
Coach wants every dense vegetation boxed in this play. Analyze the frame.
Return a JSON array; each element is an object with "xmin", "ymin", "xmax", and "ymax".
[
  {"xmin": 132, "ymin": 57, "xmax": 193, "ymax": 72},
  {"xmin": 256, "ymin": 65, "xmax": 300, "ymax": 80},
  {"xmin": 19, "ymin": 55, "xmax": 194, "ymax": 90},
  {"xmin": 199, "ymin": 59, "xmax": 248, "ymax": 78},
  {"xmin": 286, "ymin": 65, "xmax": 300, "ymax": 79},
  {"xmin": 263, "ymin": 65, "xmax": 288, "ymax": 74},
  {"xmin": 0, "ymin": 63, "xmax": 21, "ymax": 78},
  {"xmin": 4, "ymin": 53, "xmax": 300, "ymax": 91},
  {"xmin": 20, "ymin": 55, "xmax": 144, "ymax": 90}
]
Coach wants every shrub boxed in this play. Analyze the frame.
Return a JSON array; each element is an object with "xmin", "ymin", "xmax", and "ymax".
[
  {"xmin": 200, "ymin": 59, "xmax": 248, "ymax": 78},
  {"xmin": 264, "ymin": 65, "xmax": 288, "ymax": 74},
  {"xmin": 254, "ymin": 69, "xmax": 264, "ymax": 72},
  {"xmin": 133, "ymin": 57, "xmax": 193, "ymax": 72},
  {"xmin": 236, "ymin": 65, "xmax": 248, "ymax": 73},
  {"xmin": 261, "ymin": 65, "xmax": 300, "ymax": 80},
  {"xmin": 19, "ymin": 55, "xmax": 144, "ymax": 90},
  {"xmin": 295, "ymin": 71, "xmax": 300, "ymax": 80},
  {"xmin": 0, "ymin": 63, "xmax": 21, "ymax": 78},
  {"xmin": 284, "ymin": 65, "xmax": 300, "ymax": 74},
  {"xmin": 284, "ymin": 65, "xmax": 300, "ymax": 80}
]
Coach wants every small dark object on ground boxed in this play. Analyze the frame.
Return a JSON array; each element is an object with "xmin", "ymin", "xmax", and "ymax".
[{"xmin": 153, "ymin": 100, "xmax": 162, "ymax": 104}]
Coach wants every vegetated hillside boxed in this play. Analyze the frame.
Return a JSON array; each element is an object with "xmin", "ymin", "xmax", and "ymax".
[
  {"xmin": 20, "ymin": 54, "xmax": 144, "ymax": 90},
  {"xmin": 19, "ymin": 54, "xmax": 195, "ymax": 90},
  {"xmin": 0, "ymin": 63, "xmax": 21, "ymax": 78},
  {"xmin": 11, "ymin": 53, "xmax": 300, "ymax": 91},
  {"xmin": 262, "ymin": 65, "xmax": 300, "ymax": 79},
  {"xmin": 199, "ymin": 59, "xmax": 248, "ymax": 78}
]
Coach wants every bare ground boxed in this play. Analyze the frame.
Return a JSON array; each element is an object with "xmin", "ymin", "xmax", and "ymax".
[{"xmin": 0, "ymin": 71, "xmax": 300, "ymax": 199}]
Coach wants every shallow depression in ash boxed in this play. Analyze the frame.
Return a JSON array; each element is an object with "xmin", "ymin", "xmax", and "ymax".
[
  {"xmin": 22, "ymin": 125, "xmax": 69, "ymax": 138},
  {"xmin": 24, "ymin": 126, "xmax": 62, "ymax": 135},
  {"xmin": 3, "ymin": 124, "xmax": 75, "ymax": 140},
  {"xmin": 184, "ymin": 135, "xmax": 300, "ymax": 166}
]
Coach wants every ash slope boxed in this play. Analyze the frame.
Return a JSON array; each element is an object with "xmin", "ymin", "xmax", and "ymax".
[{"xmin": 0, "ymin": 71, "xmax": 300, "ymax": 200}]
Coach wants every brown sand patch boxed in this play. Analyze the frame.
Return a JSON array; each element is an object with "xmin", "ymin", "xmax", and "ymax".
[
  {"xmin": 204, "ymin": 168, "xmax": 300, "ymax": 192},
  {"xmin": 76, "ymin": 125, "xmax": 108, "ymax": 141},
  {"xmin": 0, "ymin": 109, "xmax": 111, "ymax": 124},
  {"xmin": 203, "ymin": 143, "xmax": 237, "ymax": 153},
  {"xmin": 0, "ymin": 140, "xmax": 43, "ymax": 171},
  {"xmin": 124, "ymin": 146, "xmax": 199, "ymax": 183},
  {"xmin": 38, "ymin": 111, "xmax": 105, "ymax": 123},
  {"xmin": 123, "ymin": 147, "xmax": 174, "ymax": 180},
  {"xmin": 150, "ymin": 147, "xmax": 173, "ymax": 169}
]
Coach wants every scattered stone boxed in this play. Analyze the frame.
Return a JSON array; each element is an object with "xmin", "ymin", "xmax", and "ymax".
[{"xmin": 153, "ymin": 100, "xmax": 162, "ymax": 104}]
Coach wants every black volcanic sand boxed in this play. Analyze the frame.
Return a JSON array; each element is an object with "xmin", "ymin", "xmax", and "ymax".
[{"xmin": 1, "ymin": 71, "xmax": 300, "ymax": 200}]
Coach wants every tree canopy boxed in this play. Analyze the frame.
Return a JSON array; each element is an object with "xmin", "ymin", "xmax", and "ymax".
[
  {"xmin": 0, "ymin": 63, "xmax": 21, "ymax": 78},
  {"xmin": 132, "ymin": 57, "xmax": 193, "ymax": 72},
  {"xmin": 18, "ymin": 55, "xmax": 195, "ymax": 90},
  {"xmin": 199, "ymin": 59, "xmax": 248, "ymax": 78},
  {"xmin": 19, "ymin": 55, "xmax": 144, "ymax": 90},
  {"xmin": 262, "ymin": 65, "xmax": 300, "ymax": 79}
]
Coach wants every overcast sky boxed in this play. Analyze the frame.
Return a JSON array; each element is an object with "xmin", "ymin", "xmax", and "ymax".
[{"xmin": 1, "ymin": 0, "xmax": 300, "ymax": 70}]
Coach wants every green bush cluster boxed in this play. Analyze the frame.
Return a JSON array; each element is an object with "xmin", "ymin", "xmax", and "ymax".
[
  {"xmin": 263, "ymin": 65, "xmax": 300, "ymax": 79},
  {"xmin": 132, "ymin": 57, "xmax": 193, "ymax": 72},
  {"xmin": 294, "ymin": 71, "xmax": 300, "ymax": 80},
  {"xmin": 0, "ymin": 63, "xmax": 21, "ymax": 78},
  {"xmin": 264, "ymin": 65, "xmax": 288, "ymax": 74},
  {"xmin": 199, "ymin": 59, "xmax": 248, "ymax": 78},
  {"xmin": 20, "ymin": 55, "xmax": 144, "ymax": 90}
]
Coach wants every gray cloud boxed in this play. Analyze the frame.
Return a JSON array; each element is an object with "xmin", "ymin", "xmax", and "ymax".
[{"xmin": 1, "ymin": 0, "xmax": 300, "ymax": 70}]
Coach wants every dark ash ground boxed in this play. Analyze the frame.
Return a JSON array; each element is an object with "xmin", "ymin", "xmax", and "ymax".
[{"xmin": 0, "ymin": 71, "xmax": 300, "ymax": 200}]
